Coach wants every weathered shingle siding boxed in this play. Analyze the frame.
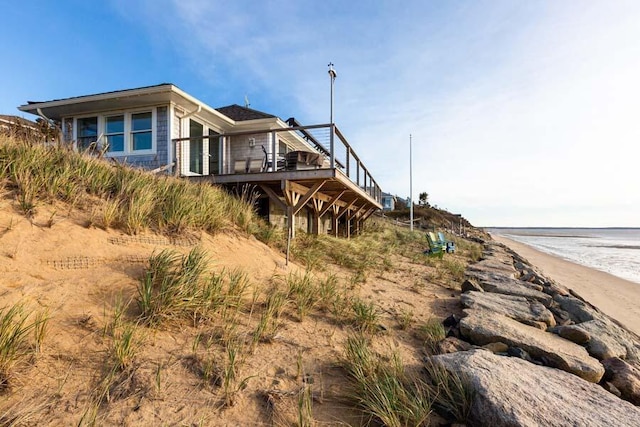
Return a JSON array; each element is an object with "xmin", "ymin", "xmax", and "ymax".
[
  {"xmin": 62, "ymin": 118, "xmax": 73, "ymax": 143},
  {"xmin": 229, "ymin": 133, "xmax": 269, "ymax": 172},
  {"xmin": 156, "ymin": 106, "xmax": 168, "ymax": 166}
]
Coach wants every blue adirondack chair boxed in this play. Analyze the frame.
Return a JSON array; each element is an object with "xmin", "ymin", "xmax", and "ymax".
[{"xmin": 438, "ymin": 232, "xmax": 456, "ymax": 253}]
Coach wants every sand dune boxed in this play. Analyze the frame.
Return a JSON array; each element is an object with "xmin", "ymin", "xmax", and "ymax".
[{"xmin": 493, "ymin": 234, "xmax": 640, "ymax": 336}]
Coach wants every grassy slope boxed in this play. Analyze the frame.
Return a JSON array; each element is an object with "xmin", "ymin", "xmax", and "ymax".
[{"xmin": 0, "ymin": 135, "xmax": 482, "ymax": 426}]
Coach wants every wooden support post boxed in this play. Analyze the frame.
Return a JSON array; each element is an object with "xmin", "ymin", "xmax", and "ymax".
[
  {"xmin": 361, "ymin": 207, "xmax": 376, "ymax": 222},
  {"xmin": 311, "ymin": 198, "xmax": 324, "ymax": 234},
  {"xmin": 292, "ymin": 181, "xmax": 324, "ymax": 216},
  {"xmin": 259, "ymin": 184, "xmax": 287, "ymax": 212},
  {"xmin": 319, "ymin": 190, "xmax": 346, "ymax": 218}
]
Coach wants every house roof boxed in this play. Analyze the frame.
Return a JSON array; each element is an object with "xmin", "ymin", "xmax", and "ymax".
[
  {"xmin": 0, "ymin": 115, "xmax": 39, "ymax": 129},
  {"xmin": 17, "ymin": 84, "xmax": 235, "ymax": 126},
  {"xmin": 215, "ymin": 104, "xmax": 276, "ymax": 121},
  {"xmin": 22, "ymin": 83, "xmax": 173, "ymax": 106}
]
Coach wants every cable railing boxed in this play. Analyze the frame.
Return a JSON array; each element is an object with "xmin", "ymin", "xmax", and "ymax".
[{"xmin": 172, "ymin": 123, "xmax": 381, "ymax": 204}]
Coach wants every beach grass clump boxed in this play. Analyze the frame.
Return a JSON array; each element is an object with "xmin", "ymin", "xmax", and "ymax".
[
  {"xmin": 351, "ymin": 298, "xmax": 380, "ymax": 334},
  {"xmin": 285, "ymin": 271, "xmax": 320, "ymax": 321},
  {"xmin": 137, "ymin": 248, "xmax": 252, "ymax": 327},
  {"xmin": 317, "ymin": 273, "xmax": 339, "ymax": 312},
  {"xmin": 441, "ymin": 258, "xmax": 466, "ymax": 283},
  {"xmin": 416, "ymin": 318, "xmax": 446, "ymax": 355},
  {"xmin": 0, "ymin": 303, "xmax": 48, "ymax": 389},
  {"xmin": 423, "ymin": 359, "xmax": 475, "ymax": 423},
  {"xmin": 80, "ymin": 300, "xmax": 146, "ymax": 425},
  {"xmin": 0, "ymin": 135, "xmax": 261, "ymax": 237},
  {"xmin": 344, "ymin": 335, "xmax": 433, "ymax": 427},
  {"xmin": 252, "ymin": 287, "xmax": 288, "ymax": 348},
  {"xmin": 395, "ymin": 309, "xmax": 414, "ymax": 330},
  {"xmin": 454, "ymin": 237, "xmax": 483, "ymax": 262}
]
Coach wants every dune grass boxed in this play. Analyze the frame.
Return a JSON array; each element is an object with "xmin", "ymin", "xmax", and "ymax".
[
  {"xmin": 344, "ymin": 335, "xmax": 433, "ymax": 427},
  {"xmin": 0, "ymin": 303, "xmax": 48, "ymax": 390},
  {"xmin": 0, "ymin": 135, "xmax": 263, "ymax": 236},
  {"xmin": 344, "ymin": 334, "xmax": 475, "ymax": 426},
  {"xmin": 416, "ymin": 318, "xmax": 446, "ymax": 355}
]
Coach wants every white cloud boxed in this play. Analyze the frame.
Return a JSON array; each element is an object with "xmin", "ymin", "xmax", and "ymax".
[{"xmin": 122, "ymin": 0, "xmax": 640, "ymax": 226}]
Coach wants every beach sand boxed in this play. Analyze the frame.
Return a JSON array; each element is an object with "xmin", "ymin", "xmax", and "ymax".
[{"xmin": 493, "ymin": 234, "xmax": 640, "ymax": 337}]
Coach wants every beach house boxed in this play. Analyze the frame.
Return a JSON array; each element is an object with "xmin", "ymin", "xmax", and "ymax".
[{"xmin": 18, "ymin": 84, "xmax": 382, "ymax": 236}]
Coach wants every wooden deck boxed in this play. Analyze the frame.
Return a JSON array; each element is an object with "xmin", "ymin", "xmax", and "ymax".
[{"xmin": 189, "ymin": 168, "xmax": 381, "ymax": 237}]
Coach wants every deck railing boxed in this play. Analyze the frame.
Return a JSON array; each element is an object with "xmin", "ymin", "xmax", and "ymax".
[{"xmin": 172, "ymin": 123, "xmax": 382, "ymax": 204}]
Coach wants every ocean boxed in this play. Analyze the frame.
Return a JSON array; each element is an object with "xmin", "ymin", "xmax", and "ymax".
[{"xmin": 487, "ymin": 228, "xmax": 640, "ymax": 285}]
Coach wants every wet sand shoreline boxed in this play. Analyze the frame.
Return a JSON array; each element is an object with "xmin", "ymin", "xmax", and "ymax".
[{"xmin": 492, "ymin": 234, "xmax": 640, "ymax": 336}]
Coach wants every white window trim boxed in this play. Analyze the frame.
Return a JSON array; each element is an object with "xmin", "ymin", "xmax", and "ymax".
[{"xmin": 71, "ymin": 108, "xmax": 157, "ymax": 156}]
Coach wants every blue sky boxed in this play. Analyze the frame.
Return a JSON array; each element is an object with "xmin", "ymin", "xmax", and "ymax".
[{"xmin": 2, "ymin": 1, "xmax": 640, "ymax": 227}]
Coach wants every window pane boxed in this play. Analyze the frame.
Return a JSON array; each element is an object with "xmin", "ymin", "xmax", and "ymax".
[
  {"xmin": 105, "ymin": 115, "xmax": 124, "ymax": 133},
  {"xmin": 77, "ymin": 117, "xmax": 97, "ymax": 137},
  {"xmin": 78, "ymin": 137, "xmax": 95, "ymax": 150},
  {"xmin": 132, "ymin": 112, "xmax": 152, "ymax": 131},
  {"xmin": 106, "ymin": 134, "xmax": 124, "ymax": 152},
  {"xmin": 132, "ymin": 132, "xmax": 152, "ymax": 151},
  {"xmin": 189, "ymin": 119, "xmax": 203, "ymax": 137}
]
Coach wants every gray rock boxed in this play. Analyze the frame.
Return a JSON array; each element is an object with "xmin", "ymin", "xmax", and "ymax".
[
  {"xmin": 429, "ymin": 349, "xmax": 640, "ymax": 426},
  {"xmin": 466, "ymin": 257, "xmax": 518, "ymax": 279},
  {"xmin": 461, "ymin": 291, "xmax": 556, "ymax": 327},
  {"xmin": 548, "ymin": 304, "xmax": 573, "ymax": 325},
  {"xmin": 459, "ymin": 310, "xmax": 604, "ymax": 382},
  {"xmin": 557, "ymin": 325, "xmax": 591, "ymax": 344},
  {"xmin": 466, "ymin": 271, "xmax": 552, "ymax": 306},
  {"xmin": 555, "ymin": 295, "xmax": 597, "ymax": 323},
  {"xmin": 443, "ymin": 314, "xmax": 460, "ymax": 327},
  {"xmin": 603, "ymin": 381, "xmax": 622, "ymax": 398},
  {"xmin": 461, "ymin": 279, "xmax": 484, "ymax": 293},
  {"xmin": 437, "ymin": 336, "xmax": 472, "ymax": 354},
  {"xmin": 576, "ymin": 319, "xmax": 639, "ymax": 361},
  {"xmin": 507, "ymin": 346, "xmax": 535, "ymax": 363},
  {"xmin": 483, "ymin": 342, "xmax": 509, "ymax": 353},
  {"xmin": 602, "ymin": 357, "xmax": 640, "ymax": 405},
  {"xmin": 544, "ymin": 281, "xmax": 570, "ymax": 297}
]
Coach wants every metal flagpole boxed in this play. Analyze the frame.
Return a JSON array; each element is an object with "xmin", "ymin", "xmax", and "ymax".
[{"xmin": 410, "ymin": 134, "xmax": 413, "ymax": 232}]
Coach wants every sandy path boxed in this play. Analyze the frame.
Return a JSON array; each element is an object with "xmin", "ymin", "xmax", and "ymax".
[{"xmin": 492, "ymin": 234, "xmax": 640, "ymax": 336}]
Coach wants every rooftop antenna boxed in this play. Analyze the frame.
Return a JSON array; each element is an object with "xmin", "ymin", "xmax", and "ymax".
[{"xmin": 244, "ymin": 95, "xmax": 250, "ymax": 108}]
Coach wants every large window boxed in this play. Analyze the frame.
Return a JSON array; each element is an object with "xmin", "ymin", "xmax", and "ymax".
[
  {"xmin": 131, "ymin": 112, "xmax": 152, "ymax": 151},
  {"xmin": 77, "ymin": 117, "xmax": 98, "ymax": 150},
  {"xmin": 74, "ymin": 110, "xmax": 155, "ymax": 155},
  {"xmin": 105, "ymin": 115, "xmax": 124, "ymax": 152}
]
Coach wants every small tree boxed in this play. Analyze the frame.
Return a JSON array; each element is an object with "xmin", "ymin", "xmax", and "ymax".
[{"xmin": 418, "ymin": 192, "xmax": 429, "ymax": 207}]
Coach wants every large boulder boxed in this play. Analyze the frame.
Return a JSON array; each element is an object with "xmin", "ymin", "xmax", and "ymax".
[
  {"xmin": 466, "ymin": 271, "xmax": 552, "ymax": 305},
  {"xmin": 602, "ymin": 357, "xmax": 640, "ymax": 405},
  {"xmin": 466, "ymin": 255, "xmax": 518, "ymax": 279},
  {"xmin": 429, "ymin": 349, "xmax": 640, "ymax": 426},
  {"xmin": 555, "ymin": 325, "xmax": 591, "ymax": 344},
  {"xmin": 576, "ymin": 319, "xmax": 635, "ymax": 360},
  {"xmin": 461, "ymin": 291, "xmax": 556, "ymax": 327},
  {"xmin": 554, "ymin": 295, "xmax": 640, "ymax": 361},
  {"xmin": 555, "ymin": 294, "xmax": 597, "ymax": 322},
  {"xmin": 460, "ymin": 310, "xmax": 604, "ymax": 382}
]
